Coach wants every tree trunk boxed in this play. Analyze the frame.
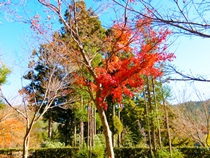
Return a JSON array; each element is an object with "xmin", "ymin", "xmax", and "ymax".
[
  {"xmin": 117, "ymin": 110, "xmax": 121, "ymax": 147},
  {"xmin": 48, "ymin": 109, "xmax": 53, "ymax": 138},
  {"xmin": 112, "ymin": 103, "xmax": 115, "ymax": 148},
  {"xmin": 152, "ymin": 78, "xmax": 162, "ymax": 149},
  {"xmin": 145, "ymin": 77, "xmax": 157, "ymax": 156},
  {"xmin": 89, "ymin": 105, "xmax": 92, "ymax": 148},
  {"xmin": 23, "ymin": 134, "xmax": 29, "ymax": 158},
  {"xmin": 98, "ymin": 107, "xmax": 115, "ymax": 158},
  {"xmin": 80, "ymin": 121, "xmax": 84, "ymax": 147},
  {"xmin": 74, "ymin": 117, "xmax": 77, "ymax": 147},
  {"xmin": 87, "ymin": 105, "xmax": 90, "ymax": 148},
  {"xmin": 143, "ymin": 89, "xmax": 153, "ymax": 156},
  {"xmin": 23, "ymin": 124, "xmax": 33, "ymax": 158},
  {"xmin": 91, "ymin": 106, "xmax": 95, "ymax": 147},
  {"xmin": 162, "ymin": 91, "xmax": 172, "ymax": 156},
  {"xmin": 88, "ymin": 105, "xmax": 95, "ymax": 148},
  {"xmin": 23, "ymin": 119, "xmax": 34, "ymax": 158}
]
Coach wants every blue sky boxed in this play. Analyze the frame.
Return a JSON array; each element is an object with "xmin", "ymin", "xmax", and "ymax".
[
  {"xmin": 167, "ymin": 36, "xmax": 210, "ymax": 103},
  {"xmin": 0, "ymin": 0, "xmax": 210, "ymax": 104}
]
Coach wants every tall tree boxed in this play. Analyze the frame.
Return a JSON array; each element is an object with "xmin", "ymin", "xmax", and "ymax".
[
  {"xmin": 35, "ymin": 1, "xmax": 175, "ymax": 157},
  {"xmin": 120, "ymin": 96, "xmax": 145, "ymax": 146},
  {"xmin": 24, "ymin": 40, "xmax": 78, "ymax": 141},
  {"xmin": 0, "ymin": 39, "xmax": 76, "ymax": 158}
]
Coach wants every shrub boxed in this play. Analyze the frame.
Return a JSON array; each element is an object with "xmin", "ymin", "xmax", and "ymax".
[
  {"xmin": 178, "ymin": 147, "xmax": 210, "ymax": 158},
  {"xmin": 114, "ymin": 147, "xmax": 150, "ymax": 158},
  {"xmin": 41, "ymin": 140, "xmax": 65, "ymax": 148},
  {"xmin": 157, "ymin": 148, "xmax": 183, "ymax": 158},
  {"xmin": 91, "ymin": 145, "xmax": 105, "ymax": 158},
  {"xmin": 75, "ymin": 145, "xmax": 105, "ymax": 158},
  {"xmin": 31, "ymin": 147, "xmax": 78, "ymax": 158},
  {"xmin": 74, "ymin": 147, "xmax": 89, "ymax": 158}
]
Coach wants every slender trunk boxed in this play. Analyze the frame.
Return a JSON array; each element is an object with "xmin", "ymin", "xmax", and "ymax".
[
  {"xmin": 98, "ymin": 107, "xmax": 114, "ymax": 158},
  {"xmin": 80, "ymin": 96, "xmax": 84, "ymax": 147},
  {"xmin": 92, "ymin": 106, "xmax": 95, "ymax": 147},
  {"xmin": 74, "ymin": 117, "xmax": 77, "ymax": 147},
  {"xmin": 112, "ymin": 104, "xmax": 115, "ymax": 147},
  {"xmin": 65, "ymin": 120, "xmax": 68, "ymax": 146},
  {"xmin": 143, "ymin": 89, "xmax": 153, "ymax": 156},
  {"xmin": 162, "ymin": 93, "xmax": 172, "ymax": 156},
  {"xmin": 23, "ymin": 116, "xmax": 35, "ymax": 158},
  {"xmin": 118, "ymin": 110, "xmax": 121, "ymax": 147},
  {"xmin": 159, "ymin": 78, "xmax": 172, "ymax": 156},
  {"xmin": 89, "ymin": 105, "xmax": 94, "ymax": 148},
  {"xmin": 87, "ymin": 105, "xmax": 90, "ymax": 148},
  {"xmin": 48, "ymin": 109, "xmax": 53, "ymax": 138},
  {"xmin": 23, "ymin": 134, "xmax": 30, "ymax": 158},
  {"xmin": 94, "ymin": 106, "xmax": 96, "ymax": 136},
  {"xmin": 152, "ymin": 78, "xmax": 162, "ymax": 149},
  {"xmin": 145, "ymin": 77, "xmax": 157, "ymax": 156},
  {"xmin": 80, "ymin": 121, "xmax": 84, "ymax": 147},
  {"xmin": 156, "ymin": 117, "xmax": 162, "ymax": 149},
  {"xmin": 23, "ymin": 123, "xmax": 33, "ymax": 158}
]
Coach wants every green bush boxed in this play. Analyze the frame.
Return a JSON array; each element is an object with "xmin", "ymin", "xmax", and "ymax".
[
  {"xmin": 113, "ymin": 115, "xmax": 123, "ymax": 135},
  {"xmin": 94, "ymin": 134, "xmax": 105, "ymax": 147},
  {"xmin": 91, "ymin": 145, "xmax": 105, "ymax": 158},
  {"xmin": 172, "ymin": 148, "xmax": 184, "ymax": 158},
  {"xmin": 41, "ymin": 140, "xmax": 65, "ymax": 148},
  {"xmin": 75, "ymin": 146, "xmax": 105, "ymax": 158},
  {"xmin": 74, "ymin": 147, "xmax": 89, "ymax": 158},
  {"xmin": 157, "ymin": 148, "xmax": 183, "ymax": 158}
]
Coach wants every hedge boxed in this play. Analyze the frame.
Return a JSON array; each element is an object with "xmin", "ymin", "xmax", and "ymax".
[
  {"xmin": 29, "ymin": 147, "xmax": 79, "ymax": 158},
  {"xmin": 179, "ymin": 147, "xmax": 210, "ymax": 158},
  {"xmin": 114, "ymin": 147, "xmax": 150, "ymax": 158},
  {"xmin": 0, "ymin": 147, "xmax": 210, "ymax": 158},
  {"xmin": 0, "ymin": 148, "xmax": 23, "ymax": 158}
]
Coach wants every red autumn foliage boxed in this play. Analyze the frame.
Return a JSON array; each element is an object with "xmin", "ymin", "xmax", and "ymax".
[{"xmin": 76, "ymin": 17, "xmax": 175, "ymax": 110}]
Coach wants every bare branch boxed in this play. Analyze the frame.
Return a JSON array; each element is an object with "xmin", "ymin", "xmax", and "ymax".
[
  {"xmin": 0, "ymin": 88, "xmax": 26, "ymax": 119},
  {"xmin": 166, "ymin": 65, "xmax": 210, "ymax": 82},
  {"xmin": 113, "ymin": 0, "xmax": 210, "ymax": 38}
]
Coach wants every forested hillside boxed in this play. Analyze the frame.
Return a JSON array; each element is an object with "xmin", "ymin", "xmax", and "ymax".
[{"xmin": 170, "ymin": 100, "xmax": 210, "ymax": 147}]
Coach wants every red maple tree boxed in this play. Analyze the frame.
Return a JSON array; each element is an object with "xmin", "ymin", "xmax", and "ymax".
[
  {"xmin": 77, "ymin": 17, "xmax": 175, "ymax": 110},
  {"xmin": 33, "ymin": 1, "xmax": 175, "ymax": 157}
]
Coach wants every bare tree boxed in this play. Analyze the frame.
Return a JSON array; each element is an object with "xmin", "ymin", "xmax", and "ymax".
[
  {"xmin": 36, "ymin": 1, "xmax": 116, "ymax": 157},
  {"xmin": 0, "ymin": 41, "xmax": 77, "ymax": 158},
  {"xmin": 171, "ymin": 87, "xmax": 210, "ymax": 147}
]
